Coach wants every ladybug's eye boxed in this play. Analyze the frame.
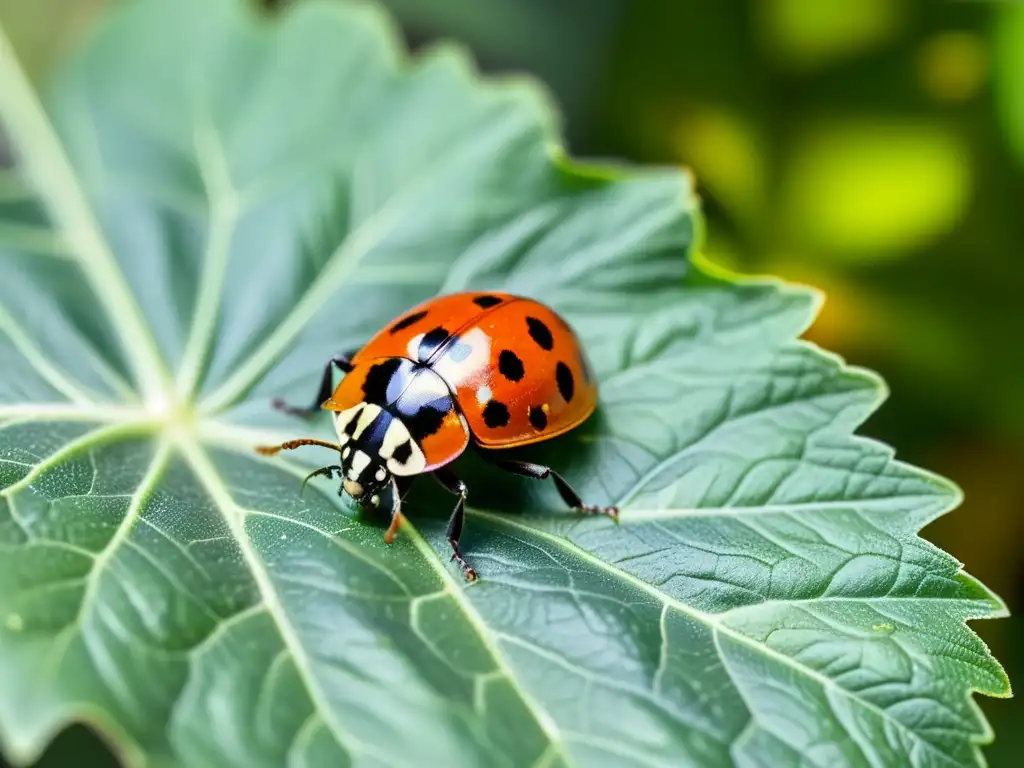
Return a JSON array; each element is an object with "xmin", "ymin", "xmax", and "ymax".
[{"xmin": 375, "ymin": 466, "xmax": 386, "ymax": 482}]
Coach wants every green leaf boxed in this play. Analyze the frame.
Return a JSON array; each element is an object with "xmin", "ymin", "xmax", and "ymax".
[{"xmin": 0, "ymin": 1, "xmax": 1010, "ymax": 766}]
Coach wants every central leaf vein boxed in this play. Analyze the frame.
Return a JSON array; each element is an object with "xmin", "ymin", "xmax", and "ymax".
[
  {"xmin": 176, "ymin": 113, "xmax": 240, "ymax": 399},
  {"xmin": 179, "ymin": 438, "xmax": 369, "ymax": 760},
  {"xmin": 0, "ymin": 19, "xmax": 172, "ymax": 403}
]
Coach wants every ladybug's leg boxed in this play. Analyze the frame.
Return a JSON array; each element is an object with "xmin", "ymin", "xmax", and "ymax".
[
  {"xmin": 272, "ymin": 349, "xmax": 360, "ymax": 418},
  {"xmin": 430, "ymin": 467, "xmax": 477, "ymax": 582},
  {"xmin": 382, "ymin": 476, "xmax": 415, "ymax": 543},
  {"xmin": 480, "ymin": 456, "xmax": 619, "ymax": 522}
]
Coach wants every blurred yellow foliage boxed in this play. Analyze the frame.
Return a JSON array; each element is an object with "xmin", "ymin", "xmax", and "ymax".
[
  {"xmin": 757, "ymin": 0, "xmax": 905, "ymax": 69},
  {"xmin": 781, "ymin": 120, "xmax": 971, "ymax": 260}
]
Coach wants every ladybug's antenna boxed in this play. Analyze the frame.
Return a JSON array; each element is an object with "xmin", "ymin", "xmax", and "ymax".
[
  {"xmin": 255, "ymin": 437, "xmax": 340, "ymax": 456},
  {"xmin": 299, "ymin": 465, "xmax": 341, "ymax": 497}
]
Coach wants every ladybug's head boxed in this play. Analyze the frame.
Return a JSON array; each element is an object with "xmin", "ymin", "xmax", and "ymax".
[
  {"xmin": 332, "ymin": 402, "xmax": 428, "ymax": 508},
  {"xmin": 339, "ymin": 444, "xmax": 391, "ymax": 508}
]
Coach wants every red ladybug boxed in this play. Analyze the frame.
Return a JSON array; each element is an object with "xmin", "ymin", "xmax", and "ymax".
[{"xmin": 257, "ymin": 291, "xmax": 617, "ymax": 580}]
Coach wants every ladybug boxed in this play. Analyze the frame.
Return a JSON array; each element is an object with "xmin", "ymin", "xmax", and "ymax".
[{"xmin": 256, "ymin": 291, "xmax": 617, "ymax": 580}]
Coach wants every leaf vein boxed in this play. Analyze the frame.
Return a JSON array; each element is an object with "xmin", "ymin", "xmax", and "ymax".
[
  {"xmin": 479, "ymin": 511, "xmax": 968, "ymax": 767},
  {"xmin": 180, "ymin": 440, "xmax": 369, "ymax": 759}
]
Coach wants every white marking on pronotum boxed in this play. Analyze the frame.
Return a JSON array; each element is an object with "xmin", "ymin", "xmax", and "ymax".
[
  {"xmin": 378, "ymin": 418, "xmax": 426, "ymax": 476},
  {"xmin": 334, "ymin": 403, "xmax": 382, "ymax": 444},
  {"xmin": 333, "ymin": 411, "xmax": 350, "ymax": 445},
  {"xmin": 353, "ymin": 404, "xmax": 380, "ymax": 439},
  {"xmin": 375, "ymin": 467, "xmax": 386, "ymax": 482},
  {"xmin": 348, "ymin": 450, "xmax": 371, "ymax": 479},
  {"xmin": 378, "ymin": 419, "xmax": 411, "ymax": 459}
]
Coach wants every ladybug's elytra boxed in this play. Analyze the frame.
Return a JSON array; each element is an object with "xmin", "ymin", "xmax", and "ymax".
[{"xmin": 257, "ymin": 291, "xmax": 617, "ymax": 580}]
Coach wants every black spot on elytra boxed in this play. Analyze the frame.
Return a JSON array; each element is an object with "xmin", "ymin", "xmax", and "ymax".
[
  {"xmin": 472, "ymin": 294, "xmax": 503, "ymax": 308},
  {"xmin": 405, "ymin": 405, "xmax": 447, "ymax": 439},
  {"xmin": 498, "ymin": 350, "xmax": 524, "ymax": 382},
  {"xmin": 529, "ymin": 406, "xmax": 547, "ymax": 431},
  {"xmin": 391, "ymin": 439, "xmax": 413, "ymax": 465},
  {"xmin": 417, "ymin": 326, "xmax": 450, "ymax": 361},
  {"xmin": 362, "ymin": 358, "xmax": 402, "ymax": 403},
  {"xmin": 526, "ymin": 316, "xmax": 554, "ymax": 351},
  {"xmin": 556, "ymin": 362, "xmax": 574, "ymax": 403},
  {"xmin": 390, "ymin": 310, "xmax": 428, "ymax": 334},
  {"xmin": 482, "ymin": 400, "xmax": 510, "ymax": 428}
]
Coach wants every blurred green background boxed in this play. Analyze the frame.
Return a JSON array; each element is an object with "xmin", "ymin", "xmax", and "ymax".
[{"xmin": 1, "ymin": 0, "xmax": 1021, "ymax": 764}]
